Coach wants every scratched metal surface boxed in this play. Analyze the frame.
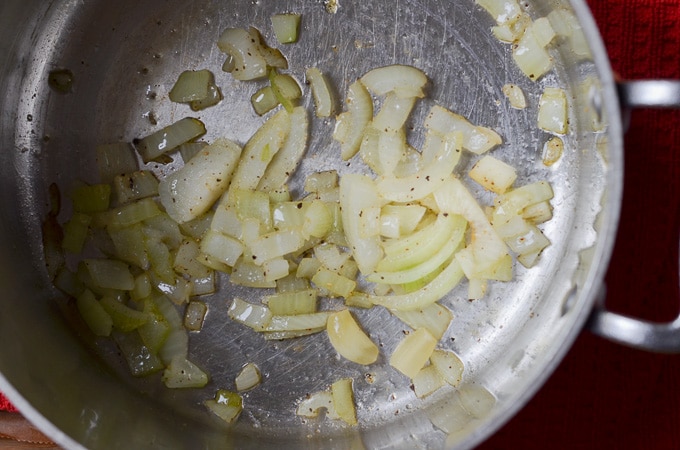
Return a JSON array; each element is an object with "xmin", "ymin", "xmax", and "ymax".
[{"xmin": 0, "ymin": 0, "xmax": 622, "ymax": 448}]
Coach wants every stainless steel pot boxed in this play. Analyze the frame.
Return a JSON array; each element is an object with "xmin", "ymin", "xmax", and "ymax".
[{"xmin": 0, "ymin": 0, "xmax": 677, "ymax": 449}]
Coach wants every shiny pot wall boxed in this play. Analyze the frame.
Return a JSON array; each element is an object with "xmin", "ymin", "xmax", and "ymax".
[{"xmin": 0, "ymin": 0, "xmax": 624, "ymax": 448}]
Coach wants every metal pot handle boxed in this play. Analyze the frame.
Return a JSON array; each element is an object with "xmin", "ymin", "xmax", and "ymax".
[{"xmin": 586, "ymin": 80, "xmax": 680, "ymax": 353}]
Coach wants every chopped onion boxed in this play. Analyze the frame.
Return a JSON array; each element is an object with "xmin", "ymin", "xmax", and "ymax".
[
  {"xmin": 542, "ymin": 136, "xmax": 564, "ymax": 166},
  {"xmin": 258, "ymin": 106, "xmax": 309, "ymax": 192},
  {"xmin": 537, "ymin": 87, "xmax": 568, "ymax": 134},
  {"xmin": 159, "ymin": 138, "xmax": 241, "ymax": 223},
  {"xmin": 430, "ymin": 349, "xmax": 464, "ymax": 387},
  {"xmin": 305, "ymin": 67, "xmax": 335, "ymax": 117},
  {"xmin": 412, "ymin": 365, "xmax": 445, "ymax": 398},
  {"xmin": 71, "ymin": 183, "xmax": 111, "ymax": 213},
  {"xmin": 184, "ymin": 300, "xmax": 208, "ymax": 331},
  {"xmin": 235, "ymin": 362, "xmax": 261, "ymax": 391},
  {"xmin": 501, "ymin": 83, "xmax": 527, "ymax": 109},
  {"xmin": 96, "ymin": 142, "xmax": 138, "ymax": 184},
  {"xmin": 425, "ymin": 105, "xmax": 502, "ymax": 155},
  {"xmin": 251, "ymin": 86, "xmax": 279, "ymax": 116},
  {"xmin": 476, "ymin": 0, "xmax": 522, "ymax": 25},
  {"xmin": 389, "ymin": 328, "xmax": 437, "ymax": 379},
  {"xmin": 113, "ymin": 171, "xmax": 159, "ymax": 205},
  {"xmin": 135, "ymin": 117, "xmax": 207, "ymax": 162},
  {"xmin": 457, "ymin": 384, "xmax": 496, "ymax": 419},
  {"xmin": 331, "ymin": 378, "xmax": 357, "ymax": 425},
  {"xmin": 372, "ymin": 93, "xmax": 417, "ymax": 132},
  {"xmin": 82, "ymin": 259, "xmax": 135, "ymax": 291},
  {"xmin": 468, "ymin": 155, "xmax": 517, "ymax": 194},
  {"xmin": 360, "ymin": 65, "xmax": 428, "ymax": 98},
  {"xmin": 169, "ymin": 69, "xmax": 212, "ymax": 103},
  {"xmin": 162, "ymin": 356, "xmax": 209, "ymax": 388},
  {"xmin": 326, "ymin": 309, "xmax": 379, "ymax": 365},
  {"xmin": 531, "ymin": 17, "xmax": 556, "ymax": 48},
  {"xmin": 296, "ymin": 390, "xmax": 340, "ymax": 420},
  {"xmin": 205, "ymin": 389, "xmax": 243, "ymax": 423},
  {"xmin": 265, "ymin": 289, "xmax": 317, "ymax": 315},
  {"xmin": 512, "ymin": 22, "xmax": 553, "ymax": 81},
  {"xmin": 311, "ymin": 267, "xmax": 356, "ymax": 298},
  {"xmin": 230, "ymin": 109, "xmax": 291, "ymax": 190},
  {"xmin": 390, "ymin": 303, "xmax": 453, "ymax": 340},
  {"xmin": 76, "ymin": 289, "xmax": 113, "ymax": 337},
  {"xmin": 217, "ymin": 28, "xmax": 268, "ymax": 81},
  {"xmin": 61, "ymin": 213, "xmax": 91, "ymax": 254},
  {"xmin": 227, "ymin": 297, "xmax": 272, "ymax": 331},
  {"xmin": 333, "ymin": 80, "xmax": 373, "ymax": 160},
  {"xmin": 271, "ymin": 13, "xmax": 301, "ymax": 44},
  {"xmin": 270, "ymin": 71, "xmax": 303, "ymax": 113}
]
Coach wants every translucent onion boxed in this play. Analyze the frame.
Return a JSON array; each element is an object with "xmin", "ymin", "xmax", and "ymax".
[
  {"xmin": 412, "ymin": 365, "xmax": 445, "ymax": 398},
  {"xmin": 326, "ymin": 309, "xmax": 379, "ymax": 365},
  {"xmin": 333, "ymin": 80, "xmax": 373, "ymax": 160},
  {"xmin": 389, "ymin": 328, "xmax": 437, "ymax": 379},
  {"xmin": 331, "ymin": 378, "xmax": 357, "ymax": 425},
  {"xmin": 501, "ymin": 83, "xmax": 527, "ymax": 109},
  {"xmin": 235, "ymin": 362, "xmax": 261, "ymax": 391},
  {"xmin": 217, "ymin": 28, "xmax": 268, "ymax": 80},
  {"xmin": 161, "ymin": 139, "xmax": 242, "ymax": 223},
  {"xmin": 306, "ymin": 67, "xmax": 335, "ymax": 117},
  {"xmin": 537, "ymin": 87, "xmax": 568, "ymax": 134},
  {"xmin": 135, "ymin": 117, "xmax": 206, "ymax": 162},
  {"xmin": 162, "ymin": 356, "xmax": 209, "ymax": 388},
  {"xmin": 360, "ymin": 64, "xmax": 428, "ymax": 98},
  {"xmin": 390, "ymin": 302, "xmax": 453, "ymax": 340},
  {"xmin": 271, "ymin": 13, "xmax": 301, "ymax": 44},
  {"xmin": 204, "ymin": 389, "xmax": 243, "ymax": 423},
  {"xmin": 430, "ymin": 349, "xmax": 464, "ymax": 387},
  {"xmin": 468, "ymin": 155, "xmax": 517, "ymax": 194}
]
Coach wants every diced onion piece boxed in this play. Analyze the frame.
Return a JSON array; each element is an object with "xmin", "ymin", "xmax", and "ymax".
[
  {"xmin": 390, "ymin": 328, "xmax": 437, "ymax": 379},
  {"xmin": 430, "ymin": 349, "xmax": 464, "ymax": 387},
  {"xmin": 169, "ymin": 69, "xmax": 212, "ymax": 103},
  {"xmin": 228, "ymin": 297, "xmax": 272, "ymax": 331},
  {"xmin": 501, "ymin": 83, "xmax": 527, "ymax": 109},
  {"xmin": 96, "ymin": 142, "xmax": 138, "ymax": 183},
  {"xmin": 547, "ymin": 9, "xmax": 591, "ymax": 58},
  {"xmin": 379, "ymin": 204, "xmax": 426, "ymax": 239},
  {"xmin": 523, "ymin": 200, "xmax": 553, "ymax": 224},
  {"xmin": 230, "ymin": 109, "xmax": 291, "ymax": 190},
  {"xmin": 424, "ymin": 105, "xmax": 501, "ymax": 155},
  {"xmin": 491, "ymin": 13, "xmax": 531, "ymax": 43},
  {"xmin": 135, "ymin": 117, "xmax": 207, "ymax": 162},
  {"xmin": 513, "ymin": 23, "xmax": 553, "ymax": 81},
  {"xmin": 235, "ymin": 363, "xmax": 261, "ymax": 391},
  {"xmin": 469, "ymin": 155, "xmax": 517, "ymax": 194},
  {"xmin": 434, "ymin": 177, "xmax": 509, "ymax": 280},
  {"xmin": 265, "ymin": 311, "xmax": 331, "ymax": 332},
  {"xmin": 62, "ymin": 213, "xmax": 92, "ymax": 254},
  {"xmin": 83, "ymin": 258, "xmax": 134, "ymax": 291},
  {"xmin": 505, "ymin": 222, "xmax": 551, "ymax": 258},
  {"xmin": 302, "ymin": 200, "xmax": 332, "ymax": 239},
  {"xmin": 376, "ymin": 131, "xmax": 461, "ymax": 203},
  {"xmin": 190, "ymin": 83, "xmax": 222, "ymax": 111},
  {"xmin": 360, "ymin": 65, "xmax": 428, "ymax": 98},
  {"xmin": 367, "ymin": 257, "xmax": 464, "ymax": 311},
  {"xmin": 312, "ymin": 267, "xmax": 356, "ymax": 298},
  {"xmin": 333, "ymin": 80, "xmax": 373, "ymax": 160},
  {"xmin": 326, "ymin": 309, "xmax": 379, "ymax": 365},
  {"xmin": 427, "ymin": 391, "xmax": 474, "ymax": 434},
  {"xmin": 184, "ymin": 300, "xmax": 208, "ymax": 331},
  {"xmin": 162, "ymin": 356, "xmax": 209, "ymax": 388},
  {"xmin": 112, "ymin": 331, "xmax": 163, "ymax": 377},
  {"xmin": 304, "ymin": 170, "xmax": 338, "ymax": 193},
  {"xmin": 270, "ymin": 72, "xmax": 303, "ymax": 113},
  {"xmin": 390, "ymin": 303, "xmax": 453, "ymax": 340},
  {"xmin": 372, "ymin": 93, "xmax": 417, "ymax": 132},
  {"xmin": 71, "ymin": 183, "xmax": 111, "ymax": 214},
  {"xmin": 205, "ymin": 389, "xmax": 243, "ymax": 423},
  {"xmin": 537, "ymin": 87, "xmax": 568, "ymax": 134},
  {"xmin": 296, "ymin": 389, "xmax": 340, "ymax": 420},
  {"xmin": 271, "ymin": 13, "xmax": 301, "ymax": 44},
  {"xmin": 76, "ymin": 289, "xmax": 112, "ymax": 336},
  {"xmin": 314, "ymin": 243, "xmax": 350, "ymax": 273},
  {"xmin": 339, "ymin": 174, "xmax": 383, "ymax": 275},
  {"xmin": 248, "ymin": 27, "xmax": 289, "ymax": 69},
  {"xmin": 306, "ymin": 67, "xmax": 335, "ymax": 117},
  {"xmin": 159, "ymin": 138, "xmax": 242, "ymax": 223},
  {"xmin": 458, "ymin": 384, "xmax": 496, "ymax": 419},
  {"xmin": 265, "ymin": 289, "xmax": 317, "ymax": 315},
  {"xmin": 476, "ymin": 0, "xmax": 522, "ymax": 25},
  {"xmin": 412, "ymin": 365, "xmax": 445, "ymax": 398},
  {"xmin": 251, "ymin": 86, "xmax": 279, "ymax": 116},
  {"xmin": 258, "ymin": 106, "xmax": 309, "ymax": 192},
  {"xmin": 217, "ymin": 28, "xmax": 267, "ymax": 80},
  {"xmin": 250, "ymin": 229, "xmax": 306, "ymax": 265},
  {"xmin": 108, "ymin": 224, "xmax": 149, "ymax": 270},
  {"xmin": 113, "ymin": 170, "xmax": 159, "ymax": 205},
  {"xmin": 494, "ymin": 180, "xmax": 554, "ymax": 218},
  {"xmin": 263, "ymin": 258, "xmax": 290, "ymax": 282},
  {"xmin": 532, "ymin": 17, "xmax": 556, "ymax": 48},
  {"xmin": 200, "ymin": 229, "xmax": 244, "ymax": 267},
  {"xmin": 331, "ymin": 378, "xmax": 357, "ymax": 426},
  {"xmin": 174, "ymin": 239, "xmax": 213, "ymax": 279},
  {"xmin": 230, "ymin": 258, "xmax": 276, "ymax": 288},
  {"xmin": 99, "ymin": 296, "xmax": 148, "ymax": 332},
  {"xmin": 542, "ymin": 136, "xmax": 564, "ymax": 166}
]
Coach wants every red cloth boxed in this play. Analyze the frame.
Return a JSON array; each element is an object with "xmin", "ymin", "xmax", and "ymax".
[
  {"xmin": 483, "ymin": 0, "xmax": 680, "ymax": 449},
  {"xmin": 2, "ymin": 2, "xmax": 680, "ymax": 449},
  {"xmin": 0, "ymin": 393, "xmax": 16, "ymax": 413}
]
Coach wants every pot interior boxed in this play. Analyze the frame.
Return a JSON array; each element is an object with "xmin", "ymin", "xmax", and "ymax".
[{"xmin": 0, "ymin": 0, "xmax": 621, "ymax": 448}]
